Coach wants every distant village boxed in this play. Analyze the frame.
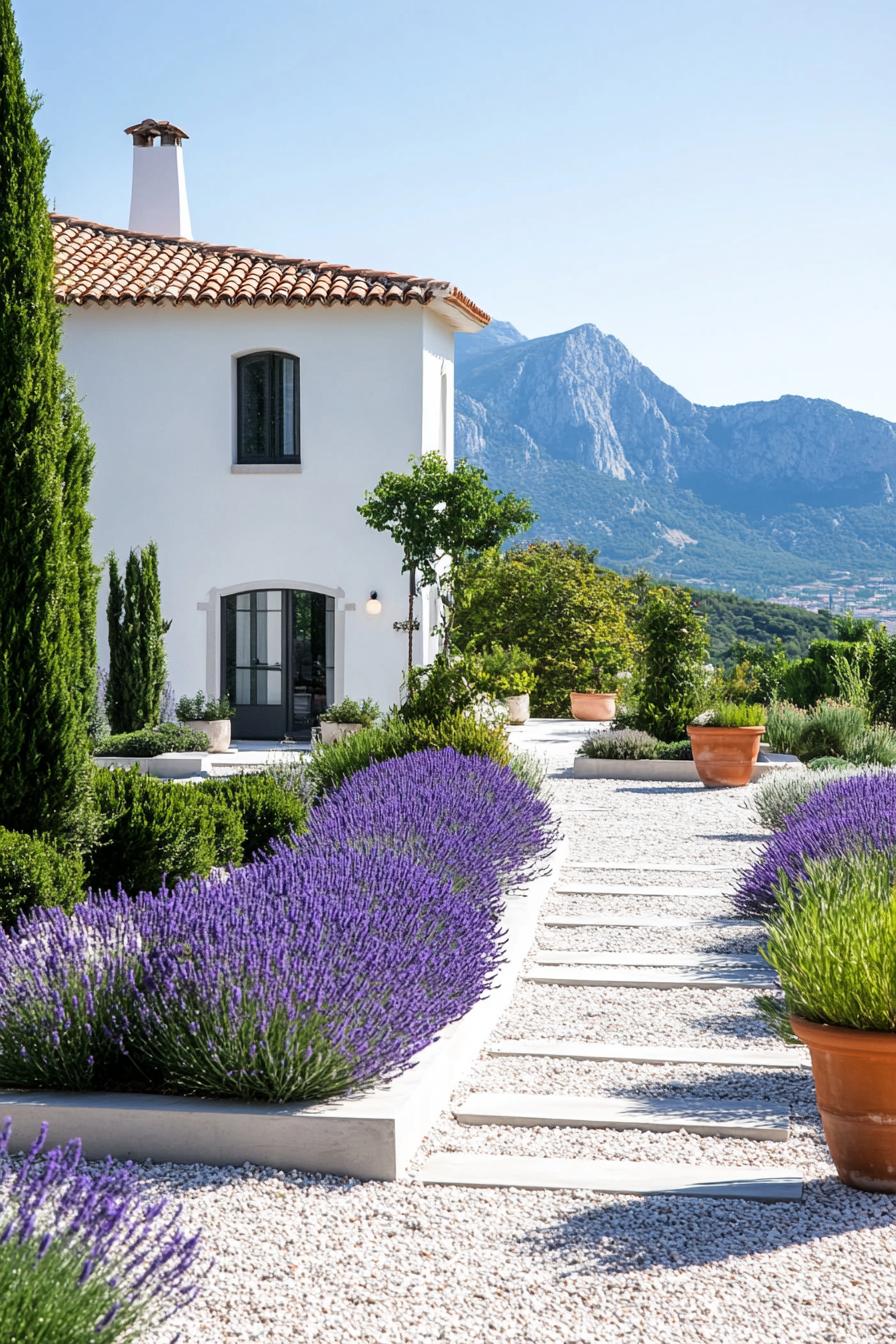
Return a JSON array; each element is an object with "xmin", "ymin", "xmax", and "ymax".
[{"xmin": 771, "ymin": 576, "xmax": 896, "ymax": 631}]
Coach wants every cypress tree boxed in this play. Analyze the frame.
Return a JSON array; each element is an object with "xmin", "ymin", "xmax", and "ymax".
[
  {"xmin": 59, "ymin": 377, "xmax": 100, "ymax": 731},
  {"xmin": 0, "ymin": 0, "xmax": 93, "ymax": 840},
  {"xmin": 105, "ymin": 542, "xmax": 169, "ymax": 732}
]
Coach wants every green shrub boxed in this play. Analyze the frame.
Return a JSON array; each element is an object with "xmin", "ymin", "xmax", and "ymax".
[
  {"xmin": 508, "ymin": 750, "xmax": 548, "ymax": 794},
  {"xmin": 796, "ymin": 700, "xmax": 867, "ymax": 762},
  {"xmin": 398, "ymin": 653, "xmax": 485, "ymax": 723},
  {"xmin": 625, "ymin": 586, "xmax": 709, "ymax": 741},
  {"xmin": 0, "ymin": 829, "xmax": 84, "ymax": 925},
  {"xmin": 197, "ymin": 774, "xmax": 308, "ymax": 861},
  {"xmin": 847, "ymin": 725, "xmax": 896, "ymax": 767},
  {"xmin": 762, "ymin": 851, "xmax": 896, "ymax": 1030},
  {"xmin": 175, "ymin": 690, "xmax": 233, "ymax": 722},
  {"xmin": 318, "ymin": 697, "xmax": 379, "ymax": 726},
  {"xmin": 765, "ymin": 702, "xmax": 808, "ymax": 755},
  {"xmin": 95, "ymin": 723, "xmax": 210, "ymax": 758},
  {"xmin": 655, "ymin": 739, "xmax": 693, "ymax": 760},
  {"xmin": 453, "ymin": 541, "xmax": 637, "ymax": 717},
  {"xmin": 869, "ymin": 636, "xmax": 896, "ymax": 726},
  {"xmin": 88, "ymin": 768, "xmax": 245, "ymax": 893},
  {"xmin": 475, "ymin": 644, "xmax": 536, "ymax": 697},
  {"xmin": 578, "ymin": 729, "xmax": 661, "ymax": 760},
  {"xmin": 807, "ymin": 756, "xmax": 847, "ymax": 771},
  {"xmin": 780, "ymin": 637, "xmax": 877, "ymax": 709},
  {"xmin": 692, "ymin": 701, "xmax": 766, "ymax": 728},
  {"xmin": 304, "ymin": 712, "xmax": 511, "ymax": 796}
]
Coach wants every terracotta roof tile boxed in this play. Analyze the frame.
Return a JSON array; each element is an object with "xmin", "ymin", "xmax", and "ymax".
[{"xmin": 51, "ymin": 214, "xmax": 489, "ymax": 325}]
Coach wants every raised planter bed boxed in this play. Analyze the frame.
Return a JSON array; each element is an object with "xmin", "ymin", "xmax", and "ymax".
[
  {"xmin": 0, "ymin": 835, "xmax": 566, "ymax": 1181},
  {"xmin": 573, "ymin": 750, "xmax": 803, "ymax": 781},
  {"xmin": 93, "ymin": 751, "xmax": 225, "ymax": 779}
]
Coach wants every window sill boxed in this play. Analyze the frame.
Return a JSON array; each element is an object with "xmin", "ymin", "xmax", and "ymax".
[{"xmin": 231, "ymin": 463, "xmax": 303, "ymax": 475}]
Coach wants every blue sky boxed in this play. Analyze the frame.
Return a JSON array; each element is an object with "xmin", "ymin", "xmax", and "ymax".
[{"xmin": 19, "ymin": 0, "xmax": 896, "ymax": 418}]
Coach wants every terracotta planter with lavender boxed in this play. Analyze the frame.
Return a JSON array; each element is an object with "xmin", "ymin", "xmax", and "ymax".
[
  {"xmin": 791, "ymin": 1016, "xmax": 896, "ymax": 1192},
  {"xmin": 570, "ymin": 692, "xmax": 616, "ymax": 722}
]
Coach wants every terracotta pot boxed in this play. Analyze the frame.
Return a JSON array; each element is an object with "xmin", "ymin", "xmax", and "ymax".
[
  {"xmin": 319, "ymin": 721, "xmax": 364, "ymax": 746},
  {"xmin": 186, "ymin": 718, "xmax": 231, "ymax": 753},
  {"xmin": 791, "ymin": 1016, "xmax": 896, "ymax": 1192},
  {"xmin": 570, "ymin": 692, "xmax": 616, "ymax": 722},
  {"xmin": 686, "ymin": 724, "xmax": 764, "ymax": 787},
  {"xmin": 504, "ymin": 693, "xmax": 530, "ymax": 726}
]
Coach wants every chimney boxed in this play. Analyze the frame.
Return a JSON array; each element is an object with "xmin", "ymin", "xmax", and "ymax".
[{"xmin": 124, "ymin": 119, "xmax": 192, "ymax": 238}]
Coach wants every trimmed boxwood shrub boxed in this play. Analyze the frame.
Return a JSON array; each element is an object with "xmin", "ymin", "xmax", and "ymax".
[
  {"xmin": 197, "ymin": 773, "xmax": 308, "ymax": 862},
  {"xmin": 88, "ymin": 768, "xmax": 244, "ymax": 893},
  {"xmin": 305, "ymin": 712, "xmax": 511, "ymax": 797},
  {"xmin": 0, "ymin": 829, "xmax": 84, "ymax": 926},
  {"xmin": 95, "ymin": 724, "xmax": 209, "ymax": 758}
]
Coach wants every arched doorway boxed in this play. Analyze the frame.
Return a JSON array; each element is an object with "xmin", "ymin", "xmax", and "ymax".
[{"xmin": 222, "ymin": 588, "xmax": 335, "ymax": 740}]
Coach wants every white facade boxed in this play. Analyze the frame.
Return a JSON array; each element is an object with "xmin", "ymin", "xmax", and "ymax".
[{"xmin": 61, "ymin": 298, "xmax": 465, "ymax": 735}]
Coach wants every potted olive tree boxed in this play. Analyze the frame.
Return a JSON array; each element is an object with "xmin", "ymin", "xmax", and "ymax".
[
  {"xmin": 318, "ymin": 697, "xmax": 379, "ymax": 745},
  {"xmin": 763, "ymin": 849, "xmax": 896, "ymax": 1191},
  {"xmin": 687, "ymin": 701, "xmax": 766, "ymax": 787},
  {"xmin": 175, "ymin": 691, "xmax": 235, "ymax": 753},
  {"xmin": 478, "ymin": 645, "xmax": 536, "ymax": 725}
]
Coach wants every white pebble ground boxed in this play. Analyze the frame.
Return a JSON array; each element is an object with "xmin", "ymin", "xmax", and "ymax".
[{"xmin": 141, "ymin": 729, "xmax": 896, "ymax": 1343}]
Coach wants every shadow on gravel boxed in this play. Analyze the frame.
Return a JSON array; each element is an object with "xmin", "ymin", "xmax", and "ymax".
[
  {"xmin": 520, "ymin": 1177, "xmax": 895, "ymax": 1272},
  {"xmin": 696, "ymin": 832, "xmax": 762, "ymax": 844},
  {"xmin": 615, "ymin": 785, "xmax": 705, "ymax": 796},
  {"xmin": 696, "ymin": 1008, "xmax": 783, "ymax": 1044}
]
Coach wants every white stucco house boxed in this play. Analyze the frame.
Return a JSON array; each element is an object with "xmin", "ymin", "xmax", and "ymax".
[{"xmin": 53, "ymin": 119, "xmax": 489, "ymax": 739}]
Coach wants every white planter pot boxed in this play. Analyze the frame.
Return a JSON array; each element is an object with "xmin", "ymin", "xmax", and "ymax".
[
  {"xmin": 186, "ymin": 718, "xmax": 232, "ymax": 753},
  {"xmin": 319, "ymin": 721, "xmax": 364, "ymax": 746},
  {"xmin": 504, "ymin": 693, "xmax": 530, "ymax": 725}
]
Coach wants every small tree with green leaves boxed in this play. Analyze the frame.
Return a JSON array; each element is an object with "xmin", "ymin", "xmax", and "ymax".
[
  {"xmin": 358, "ymin": 454, "xmax": 534, "ymax": 670},
  {"xmin": 453, "ymin": 541, "xmax": 638, "ymax": 716},
  {"xmin": 627, "ymin": 585, "xmax": 710, "ymax": 741},
  {"xmin": 105, "ymin": 542, "xmax": 170, "ymax": 733}
]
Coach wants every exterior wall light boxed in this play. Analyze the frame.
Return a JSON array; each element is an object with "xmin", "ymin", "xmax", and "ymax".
[{"xmin": 365, "ymin": 590, "xmax": 382, "ymax": 615}]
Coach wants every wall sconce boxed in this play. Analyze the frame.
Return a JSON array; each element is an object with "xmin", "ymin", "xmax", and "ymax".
[{"xmin": 365, "ymin": 590, "xmax": 382, "ymax": 615}]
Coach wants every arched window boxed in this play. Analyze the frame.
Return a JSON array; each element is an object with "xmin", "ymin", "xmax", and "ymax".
[{"xmin": 236, "ymin": 352, "xmax": 300, "ymax": 463}]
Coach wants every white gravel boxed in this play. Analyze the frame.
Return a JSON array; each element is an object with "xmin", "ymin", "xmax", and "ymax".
[{"xmin": 138, "ymin": 733, "xmax": 896, "ymax": 1344}]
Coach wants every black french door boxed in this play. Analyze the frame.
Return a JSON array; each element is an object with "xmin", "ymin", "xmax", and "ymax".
[{"xmin": 222, "ymin": 589, "xmax": 334, "ymax": 740}]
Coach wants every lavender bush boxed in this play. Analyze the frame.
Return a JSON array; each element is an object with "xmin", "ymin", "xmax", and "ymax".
[
  {"xmin": 0, "ymin": 1121, "xmax": 202, "ymax": 1342},
  {"xmin": 0, "ymin": 848, "xmax": 501, "ymax": 1103},
  {"xmin": 297, "ymin": 748, "xmax": 556, "ymax": 914},
  {"xmin": 736, "ymin": 772, "xmax": 896, "ymax": 917}
]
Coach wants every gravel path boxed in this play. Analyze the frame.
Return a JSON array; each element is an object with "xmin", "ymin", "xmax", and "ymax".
[{"xmin": 142, "ymin": 734, "xmax": 896, "ymax": 1344}]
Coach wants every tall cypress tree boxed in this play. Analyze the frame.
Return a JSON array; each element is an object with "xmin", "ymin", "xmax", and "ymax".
[
  {"xmin": 60, "ymin": 376, "xmax": 100, "ymax": 731},
  {"xmin": 0, "ymin": 0, "xmax": 93, "ymax": 840},
  {"xmin": 105, "ymin": 542, "xmax": 168, "ymax": 733}
]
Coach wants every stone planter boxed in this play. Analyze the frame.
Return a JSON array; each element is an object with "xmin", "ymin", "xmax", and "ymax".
[
  {"xmin": 791, "ymin": 1016, "xmax": 896, "ymax": 1192},
  {"xmin": 319, "ymin": 721, "xmax": 365, "ymax": 746},
  {"xmin": 570, "ymin": 692, "xmax": 616, "ymax": 722},
  {"xmin": 504, "ymin": 693, "xmax": 530, "ymax": 726},
  {"xmin": 687, "ymin": 724, "xmax": 764, "ymax": 788},
  {"xmin": 185, "ymin": 718, "xmax": 232, "ymax": 753}
]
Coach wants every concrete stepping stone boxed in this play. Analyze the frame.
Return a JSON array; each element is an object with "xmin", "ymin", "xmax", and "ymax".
[
  {"xmin": 488, "ymin": 1038, "xmax": 807, "ymax": 1069},
  {"xmin": 556, "ymin": 883, "xmax": 728, "ymax": 898},
  {"xmin": 525, "ymin": 966, "xmax": 774, "ymax": 990},
  {"xmin": 454, "ymin": 1092, "xmax": 789, "ymax": 1140},
  {"xmin": 563, "ymin": 862, "xmax": 740, "ymax": 874},
  {"xmin": 544, "ymin": 912, "xmax": 759, "ymax": 929},
  {"xmin": 534, "ymin": 950, "xmax": 765, "ymax": 968},
  {"xmin": 417, "ymin": 1152, "xmax": 802, "ymax": 1201}
]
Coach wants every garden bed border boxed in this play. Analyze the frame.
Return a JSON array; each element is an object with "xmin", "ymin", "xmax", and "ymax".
[
  {"xmin": 572, "ymin": 751, "xmax": 803, "ymax": 781},
  {"xmin": 0, "ymin": 835, "xmax": 566, "ymax": 1181}
]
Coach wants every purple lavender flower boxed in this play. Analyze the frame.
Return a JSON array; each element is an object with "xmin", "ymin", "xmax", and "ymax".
[
  {"xmin": 736, "ymin": 772, "xmax": 896, "ymax": 917},
  {"xmin": 0, "ymin": 1119, "xmax": 203, "ymax": 1339},
  {"xmin": 294, "ymin": 748, "xmax": 556, "ymax": 913}
]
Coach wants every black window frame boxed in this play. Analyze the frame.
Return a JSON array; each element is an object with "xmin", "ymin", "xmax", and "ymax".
[{"xmin": 236, "ymin": 351, "xmax": 301, "ymax": 464}]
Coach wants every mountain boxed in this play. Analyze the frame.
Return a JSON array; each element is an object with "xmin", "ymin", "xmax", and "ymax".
[{"xmin": 455, "ymin": 322, "xmax": 896, "ymax": 594}]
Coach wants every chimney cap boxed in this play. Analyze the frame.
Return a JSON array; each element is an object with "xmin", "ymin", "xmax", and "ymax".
[{"xmin": 124, "ymin": 119, "xmax": 189, "ymax": 147}]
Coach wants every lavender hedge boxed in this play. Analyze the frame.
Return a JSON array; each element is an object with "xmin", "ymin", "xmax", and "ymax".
[
  {"xmin": 295, "ymin": 748, "xmax": 556, "ymax": 915},
  {"xmin": 0, "ymin": 848, "xmax": 501, "ymax": 1102},
  {"xmin": 0, "ymin": 1121, "xmax": 202, "ymax": 1342},
  {"xmin": 736, "ymin": 772, "xmax": 896, "ymax": 917}
]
